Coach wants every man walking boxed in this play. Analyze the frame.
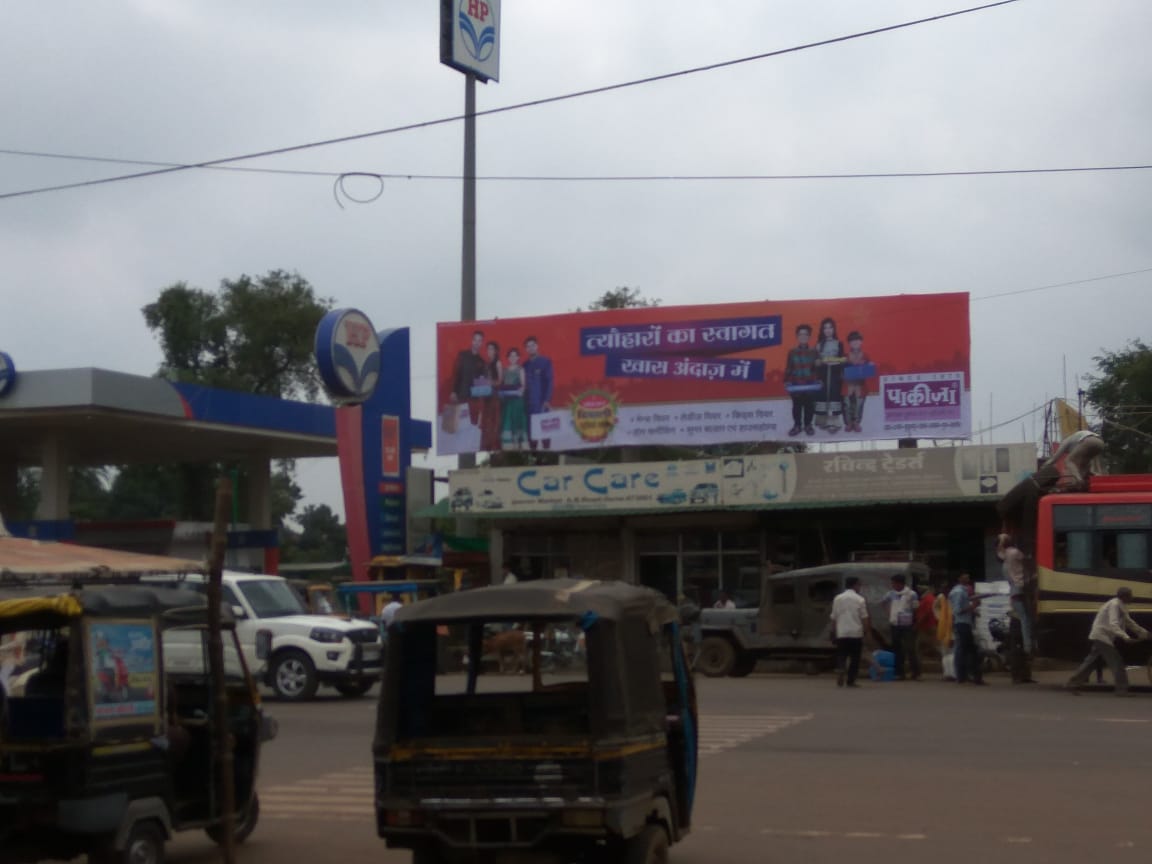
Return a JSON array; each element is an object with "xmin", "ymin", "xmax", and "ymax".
[
  {"xmin": 948, "ymin": 573, "xmax": 985, "ymax": 685},
  {"xmin": 830, "ymin": 576, "xmax": 870, "ymax": 688},
  {"xmin": 883, "ymin": 573, "xmax": 921, "ymax": 680},
  {"xmin": 1066, "ymin": 587, "xmax": 1148, "ymax": 696}
]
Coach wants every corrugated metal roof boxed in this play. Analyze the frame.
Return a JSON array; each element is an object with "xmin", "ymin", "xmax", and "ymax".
[{"xmin": 0, "ymin": 536, "xmax": 204, "ymax": 578}]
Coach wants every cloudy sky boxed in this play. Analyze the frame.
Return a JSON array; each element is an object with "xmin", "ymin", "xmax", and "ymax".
[{"xmin": 2, "ymin": 0, "xmax": 1149, "ymax": 517}]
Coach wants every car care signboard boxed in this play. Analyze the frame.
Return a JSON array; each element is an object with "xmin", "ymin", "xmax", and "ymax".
[
  {"xmin": 86, "ymin": 620, "xmax": 160, "ymax": 730},
  {"xmin": 447, "ymin": 444, "xmax": 1034, "ymax": 514},
  {"xmin": 436, "ymin": 293, "xmax": 970, "ymax": 456}
]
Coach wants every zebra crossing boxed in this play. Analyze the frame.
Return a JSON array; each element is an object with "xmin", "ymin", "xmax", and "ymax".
[
  {"xmin": 696, "ymin": 712, "xmax": 813, "ymax": 756},
  {"xmin": 259, "ymin": 713, "xmax": 813, "ymax": 823}
]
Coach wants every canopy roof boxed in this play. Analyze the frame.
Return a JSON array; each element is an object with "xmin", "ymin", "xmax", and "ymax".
[
  {"xmin": 0, "ymin": 534, "xmax": 204, "ymax": 579},
  {"xmin": 0, "ymin": 585, "xmax": 221, "ymax": 625},
  {"xmin": 394, "ymin": 577, "xmax": 678, "ymax": 626}
]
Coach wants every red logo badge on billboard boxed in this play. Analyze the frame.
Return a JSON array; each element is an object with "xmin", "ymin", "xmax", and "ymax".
[{"xmin": 435, "ymin": 293, "xmax": 970, "ymax": 455}]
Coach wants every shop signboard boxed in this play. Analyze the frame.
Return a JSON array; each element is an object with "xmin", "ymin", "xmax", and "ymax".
[
  {"xmin": 447, "ymin": 444, "xmax": 1035, "ymax": 514},
  {"xmin": 436, "ymin": 293, "xmax": 970, "ymax": 456}
]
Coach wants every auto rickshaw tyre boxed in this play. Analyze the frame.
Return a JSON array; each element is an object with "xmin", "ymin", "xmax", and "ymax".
[
  {"xmin": 334, "ymin": 680, "xmax": 375, "ymax": 698},
  {"xmin": 205, "ymin": 794, "xmax": 260, "ymax": 846},
  {"xmin": 623, "ymin": 824, "xmax": 670, "ymax": 864},
  {"xmin": 270, "ymin": 650, "xmax": 319, "ymax": 701},
  {"xmin": 696, "ymin": 637, "xmax": 736, "ymax": 678},
  {"xmin": 729, "ymin": 654, "xmax": 758, "ymax": 677},
  {"xmin": 410, "ymin": 843, "xmax": 449, "ymax": 864},
  {"xmin": 92, "ymin": 820, "xmax": 166, "ymax": 864}
]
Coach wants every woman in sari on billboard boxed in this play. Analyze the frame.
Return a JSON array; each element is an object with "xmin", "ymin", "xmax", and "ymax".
[
  {"xmin": 480, "ymin": 341, "xmax": 504, "ymax": 451},
  {"xmin": 815, "ymin": 316, "xmax": 846, "ymax": 432},
  {"xmin": 500, "ymin": 347, "xmax": 529, "ymax": 449}
]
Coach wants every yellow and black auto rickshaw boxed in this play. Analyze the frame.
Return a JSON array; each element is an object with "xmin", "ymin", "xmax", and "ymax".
[
  {"xmin": 373, "ymin": 578, "xmax": 698, "ymax": 864},
  {"xmin": 0, "ymin": 583, "xmax": 276, "ymax": 864}
]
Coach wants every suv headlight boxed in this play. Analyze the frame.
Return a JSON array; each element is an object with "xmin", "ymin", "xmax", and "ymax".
[{"xmin": 310, "ymin": 627, "xmax": 346, "ymax": 644}]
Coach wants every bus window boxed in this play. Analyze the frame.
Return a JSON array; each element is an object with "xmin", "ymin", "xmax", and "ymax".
[
  {"xmin": 1061, "ymin": 531, "xmax": 1093, "ymax": 570},
  {"xmin": 1116, "ymin": 533, "xmax": 1149, "ymax": 570}
]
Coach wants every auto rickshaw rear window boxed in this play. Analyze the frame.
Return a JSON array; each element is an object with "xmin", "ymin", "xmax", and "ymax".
[{"xmin": 396, "ymin": 618, "xmax": 592, "ymax": 739}]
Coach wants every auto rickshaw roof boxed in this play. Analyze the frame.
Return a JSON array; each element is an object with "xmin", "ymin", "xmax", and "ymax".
[
  {"xmin": 336, "ymin": 580, "xmax": 442, "ymax": 596},
  {"xmin": 393, "ymin": 578, "xmax": 678, "ymax": 627}
]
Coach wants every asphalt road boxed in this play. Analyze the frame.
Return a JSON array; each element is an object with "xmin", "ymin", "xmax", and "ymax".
[{"xmin": 165, "ymin": 672, "xmax": 1152, "ymax": 864}]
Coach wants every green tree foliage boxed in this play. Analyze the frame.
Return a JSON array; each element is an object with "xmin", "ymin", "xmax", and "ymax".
[
  {"xmin": 281, "ymin": 503, "xmax": 348, "ymax": 564},
  {"xmin": 143, "ymin": 270, "xmax": 333, "ymax": 399},
  {"xmin": 587, "ymin": 286, "xmax": 660, "ymax": 311},
  {"xmin": 1084, "ymin": 340, "xmax": 1152, "ymax": 473}
]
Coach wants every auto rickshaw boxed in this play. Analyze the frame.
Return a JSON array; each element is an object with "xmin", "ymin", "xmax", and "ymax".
[
  {"xmin": 0, "ymin": 582, "xmax": 276, "ymax": 864},
  {"xmin": 373, "ymin": 578, "xmax": 698, "ymax": 864}
]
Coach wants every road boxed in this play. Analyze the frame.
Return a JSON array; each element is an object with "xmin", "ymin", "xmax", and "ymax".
[{"xmin": 166, "ymin": 672, "xmax": 1152, "ymax": 863}]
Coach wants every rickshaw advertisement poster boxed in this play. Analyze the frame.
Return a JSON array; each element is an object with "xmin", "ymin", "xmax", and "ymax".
[
  {"xmin": 448, "ymin": 444, "xmax": 1035, "ymax": 514},
  {"xmin": 436, "ymin": 292, "xmax": 970, "ymax": 455},
  {"xmin": 86, "ymin": 621, "xmax": 159, "ymax": 724}
]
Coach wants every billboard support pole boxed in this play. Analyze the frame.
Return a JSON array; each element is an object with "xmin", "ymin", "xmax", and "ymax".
[{"xmin": 459, "ymin": 71, "xmax": 477, "ymax": 472}]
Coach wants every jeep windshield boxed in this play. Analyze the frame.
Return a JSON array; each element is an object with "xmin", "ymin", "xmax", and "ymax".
[{"xmin": 237, "ymin": 579, "xmax": 307, "ymax": 618}]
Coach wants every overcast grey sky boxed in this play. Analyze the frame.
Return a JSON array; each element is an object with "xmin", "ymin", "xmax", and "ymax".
[{"xmin": 2, "ymin": 0, "xmax": 1149, "ymax": 518}]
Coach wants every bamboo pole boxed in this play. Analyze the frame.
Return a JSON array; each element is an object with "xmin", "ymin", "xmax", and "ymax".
[{"xmin": 207, "ymin": 476, "xmax": 236, "ymax": 864}]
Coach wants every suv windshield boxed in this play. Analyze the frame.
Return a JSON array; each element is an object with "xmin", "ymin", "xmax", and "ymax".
[{"xmin": 237, "ymin": 579, "xmax": 306, "ymax": 618}]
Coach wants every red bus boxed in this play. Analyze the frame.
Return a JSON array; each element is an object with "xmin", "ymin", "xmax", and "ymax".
[{"xmin": 1034, "ymin": 474, "xmax": 1152, "ymax": 658}]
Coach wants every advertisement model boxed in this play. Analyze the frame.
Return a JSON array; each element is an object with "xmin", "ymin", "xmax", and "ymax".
[{"xmin": 436, "ymin": 293, "xmax": 970, "ymax": 455}]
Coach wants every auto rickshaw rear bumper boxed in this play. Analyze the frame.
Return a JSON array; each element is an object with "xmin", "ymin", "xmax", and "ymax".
[{"xmin": 376, "ymin": 793, "xmax": 669, "ymax": 851}]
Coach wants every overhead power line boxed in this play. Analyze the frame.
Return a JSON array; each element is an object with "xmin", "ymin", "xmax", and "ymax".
[
  {"xmin": 2, "ymin": 146, "xmax": 1149, "ymax": 185},
  {"xmin": 0, "ymin": 0, "xmax": 1022, "ymax": 202}
]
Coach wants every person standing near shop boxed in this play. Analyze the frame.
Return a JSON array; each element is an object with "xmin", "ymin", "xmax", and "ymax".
[
  {"xmin": 883, "ymin": 574, "xmax": 921, "ymax": 680},
  {"xmin": 830, "ymin": 576, "xmax": 871, "ymax": 688},
  {"xmin": 948, "ymin": 573, "xmax": 985, "ymax": 685},
  {"xmin": 998, "ymin": 532, "xmax": 1033, "ymax": 655},
  {"xmin": 1066, "ymin": 587, "xmax": 1149, "ymax": 696}
]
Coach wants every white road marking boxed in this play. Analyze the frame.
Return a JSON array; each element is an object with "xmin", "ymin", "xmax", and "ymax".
[{"xmin": 697, "ymin": 713, "xmax": 814, "ymax": 755}]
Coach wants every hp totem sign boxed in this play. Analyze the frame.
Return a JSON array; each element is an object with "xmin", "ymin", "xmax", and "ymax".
[
  {"xmin": 315, "ymin": 310, "xmax": 416, "ymax": 580},
  {"xmin": 440, "ymin": 0, "xmax": 501, "ymax": 82}
]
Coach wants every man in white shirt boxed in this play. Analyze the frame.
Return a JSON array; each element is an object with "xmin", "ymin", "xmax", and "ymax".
[
  {"xmin": 713, "ymin": 591, "xmax": 736, "ymax": 610},
  {"xmin": 998, "ymin": 532, "xmax": 1033, "ymax": 655},
  {"xmin": 830, "ymin": 576, "xmax": 871, "ymax": 688},
  {"xmin": 379, "ymin": 594, "xmax": 404, "ymax": 643},
  {"xmin": 1066, "ymin": 587, "xmax": 1148, "ymax": 695},
  {"xmin": 882, "ymin": 573, "xmax": 920, "ymax": 681},
  {"xmin": 502, "ymin": 563, "xmax": 519, "ymax": 585}
]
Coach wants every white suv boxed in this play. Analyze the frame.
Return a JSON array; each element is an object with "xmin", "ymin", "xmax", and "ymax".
[{"xmin": 147, "ymin": 571, "xmax": 382, "ymax": 701}]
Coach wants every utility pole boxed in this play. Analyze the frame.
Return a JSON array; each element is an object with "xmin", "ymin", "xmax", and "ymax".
[{"xmin": 460, "ymin": 72, "xmax": 477, "ymax": 471}]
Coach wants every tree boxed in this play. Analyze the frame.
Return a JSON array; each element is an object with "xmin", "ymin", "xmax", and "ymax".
[
  {"xmin": 143, "ymin": 270, "xmax": 333, "ymax": 400},
  {"xmin": 1084, "ymin": 340, "xmax": 1152, "ymax": 473},
  {"xmin": 98, "ymin": 271, "xmax": 335, "ymax": 524},
  {"xmin": 581, "ymin": 286, "xmax": 660, "ymax": 312},
  {"xmin": 281, "ymin": 504, "xmax": 348, "ymax": 564}
]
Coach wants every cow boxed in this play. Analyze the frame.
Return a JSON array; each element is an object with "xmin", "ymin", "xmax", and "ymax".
[{"xmin": 483, "ymin": 628, "xmax": 528, "ymax": 674}]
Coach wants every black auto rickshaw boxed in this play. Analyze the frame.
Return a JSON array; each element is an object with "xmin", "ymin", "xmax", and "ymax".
[
  {"xmin": 373, "ymin": 578, "xmax": 698, "ymax": 864},
  {"xmin": 0, "ymin": 583, "xmax": 276, "ymax": 864}
]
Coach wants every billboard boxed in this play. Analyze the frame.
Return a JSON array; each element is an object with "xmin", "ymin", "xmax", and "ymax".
[
  {"xmin": 436, "ymin": 293, "xmax": 970, "ymax": 455},
  {"xmin": 440, "ymin": 0, "xmax": 500, "ymax": 82},
  {"xmin": 447, "ymin": 444, "xmax": 1036, "ymax": 514}
]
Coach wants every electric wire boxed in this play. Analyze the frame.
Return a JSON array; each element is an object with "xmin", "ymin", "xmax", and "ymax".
[{"xmin": 0, "ymin": 1, "xmax": 1022, "ymax": 202}]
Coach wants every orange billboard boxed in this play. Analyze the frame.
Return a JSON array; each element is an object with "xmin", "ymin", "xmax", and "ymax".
[{"xmin": 436, "ymin": 293, "xmax": 969, "ymax": 455}]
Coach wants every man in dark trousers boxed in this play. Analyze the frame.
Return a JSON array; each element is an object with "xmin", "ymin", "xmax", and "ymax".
[
  {"xmin": 449, "ymin": 329, "xmax": 487, "ymax": 426},
  {"xmin": 523, "ymin": 336, "xmax": 554, "ymax": 449},
  {"xmin": 1066, "ymin": 587, "xmax": 1148, "ymax": 696},
  {"xmin": 948, "ymin": 573, "xmax": 985, "ymax": 685},
  {"xmin": 830, "ymin": 576, "xmax": 871, "ymax": 688}
]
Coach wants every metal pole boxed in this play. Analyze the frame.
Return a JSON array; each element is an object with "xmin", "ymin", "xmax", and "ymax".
[{"xmin": 459, "ymin": 72, "xmax": 477, "ymax": 471}]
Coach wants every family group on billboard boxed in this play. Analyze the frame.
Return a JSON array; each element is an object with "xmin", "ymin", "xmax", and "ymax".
[
  {"xmin": 444, "ymin": 329, "xmax": 555, "ymax": 451},
  {"xmin": 783, "ymin": 318, "xmax": 875, "ymax": 437},
  {"xmin": 436, "ymin": 293, "xmax": 970, "ymax": 456}
]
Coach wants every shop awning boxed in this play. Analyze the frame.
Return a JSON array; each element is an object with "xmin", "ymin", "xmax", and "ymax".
[
  {"xmin": 0, "ymin": 534, "xmax": 204, "ymax": 579},
  {"xmin": 426, "ymin": 495, "xmax": 996, "ymax": 520}
]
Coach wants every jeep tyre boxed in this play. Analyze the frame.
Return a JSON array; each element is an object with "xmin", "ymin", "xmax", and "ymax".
[
  {"xmin": 270, "ymin": 650, "xmax": 319, "ymax": 702},
  {"xmin": 696, "ymin": 637, "xmax": 737, "ymax": 678}
]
